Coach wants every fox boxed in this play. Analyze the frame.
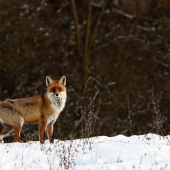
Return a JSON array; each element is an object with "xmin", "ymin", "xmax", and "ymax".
[{"xmin": 0, "ymin": 76, "xmax": 67, "ymax": 144}]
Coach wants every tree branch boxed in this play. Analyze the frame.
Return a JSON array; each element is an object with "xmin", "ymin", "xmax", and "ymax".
[
  {"xmin": 83, "ymin": 0, "xmax": 94, "ymax": 87},
  {"xmin": 113, "ymin": 8, "xmax": 170, "ymax": 24},
  {"xmin": 89, "ymin": 0, "xmax": 108, "ymax": 48},
  {"xmin": 70, "ymin": 0, "xmax": 82, "ymax": 57},
  {"xmin": 69, "ymin": 90, "xmax": 99, "ymax": 136}
]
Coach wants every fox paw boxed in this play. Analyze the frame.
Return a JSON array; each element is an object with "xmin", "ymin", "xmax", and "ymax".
[
  {"xmin": 40, "ymin": 138, "xmax": 45, "ymax": 144},
  {"xmin": 50, "ymin": 138, "xmax": 54, "ymax": 143}
]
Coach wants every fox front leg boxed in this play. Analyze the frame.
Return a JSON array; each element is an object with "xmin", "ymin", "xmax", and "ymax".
[
  {"xmin": 39, "ymin": 121, "xmax": 47, "ymax": 144},
  {"xmin": 47, "ymin": 121, "xmax": 54, "ymax": 143}
]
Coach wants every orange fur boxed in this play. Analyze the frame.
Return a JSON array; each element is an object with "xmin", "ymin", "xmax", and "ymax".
[{"xmin": 0, "ymin": 76, "xmax": 67, "ymax": 143}]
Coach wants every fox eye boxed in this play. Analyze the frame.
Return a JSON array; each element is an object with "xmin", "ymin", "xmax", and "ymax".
[
  {"xmin": 50, "ymin": 87, "xmax": 55, "ymax": 93},
  {"xmin": 58, "ymin": 88, "xmax": 62, "ymax": 92}
]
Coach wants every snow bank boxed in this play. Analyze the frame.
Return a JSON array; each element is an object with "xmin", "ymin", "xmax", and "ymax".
[{"xmin": 0, "ymin": 134, "xmax": 170, "ymax": 170}]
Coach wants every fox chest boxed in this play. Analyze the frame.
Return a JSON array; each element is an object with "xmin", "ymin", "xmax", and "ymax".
[
  {"xmin": 47, "ymin": 114, "xmax": 58, "ymax": 124},
  {"xmin": 47, "ymin": 100, "xmax": 65, "ymax": 124}
]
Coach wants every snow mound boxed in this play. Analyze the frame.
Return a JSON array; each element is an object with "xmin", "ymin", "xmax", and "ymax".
[{"xmin": 0, "ymin": 133, "xmax": 170, "ymax": 170}]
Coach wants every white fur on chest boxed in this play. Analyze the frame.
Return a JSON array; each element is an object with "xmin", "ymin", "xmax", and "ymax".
[{"xmin": 47, "ymin": 92, "xmax": 66, "ymax": 124}]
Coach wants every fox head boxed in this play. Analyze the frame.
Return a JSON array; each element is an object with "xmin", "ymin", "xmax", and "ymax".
[{"xmin": 46, "ymin": 76, "xmax": 67, "ymax": 101}]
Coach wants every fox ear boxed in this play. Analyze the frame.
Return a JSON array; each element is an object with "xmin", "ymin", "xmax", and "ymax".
[
  {"xmin": 59, "ymin": 76, "xmax": 66, "ymax": 86},
  {"xmin": 46, "ymin": 76, "xmax": 53, "ymax": 86}
]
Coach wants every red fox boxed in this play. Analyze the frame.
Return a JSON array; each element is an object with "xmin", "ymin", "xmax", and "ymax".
[{"xmin": 0, "ymin": 76, "xmax": 67, "ymax": 144}]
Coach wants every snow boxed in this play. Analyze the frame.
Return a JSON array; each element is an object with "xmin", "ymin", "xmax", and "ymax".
[{"xmin": 0, "ymin": 134, "xmax": 170, "ymax": 170}]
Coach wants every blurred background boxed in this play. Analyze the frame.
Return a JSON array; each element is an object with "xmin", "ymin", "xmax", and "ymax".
[{"xmin": 1, "ymin": 0, "xmax": 170, "ymax": 142}]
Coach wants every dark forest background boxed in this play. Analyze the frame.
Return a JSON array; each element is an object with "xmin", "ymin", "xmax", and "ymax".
[{"xmin": 1, "ymin": 0, "xmax": 170, "ymax": 142}]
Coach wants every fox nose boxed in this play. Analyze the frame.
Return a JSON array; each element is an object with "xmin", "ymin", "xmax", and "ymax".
[{"xmin": 55, "ymin": 94, "xmax": 59, "ymax": 97}]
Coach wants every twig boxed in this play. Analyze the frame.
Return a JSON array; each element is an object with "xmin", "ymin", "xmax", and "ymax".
[
  {"xmin": 151, "ymin": 56, "xmax": 169, "ymax": 68},
  {"xmin": 113, "ymin": 8, "xmax": 170, "ymax": 24},
  {"xmin": 83, "ymin": 0, "xmax": 94, "ymax": 86},
  {"xmin": 95, "ymin": 96, "xmax": 129, "ymax": 136},
  {"xmin": 127, "ymin": 93, "xmax": 133, "ymax": 135},
  {"xmin": 69, "ymin": 90, "xmax": 99, "ymax": 136},
  {"xmin": 89, "ymin": 0, "xmax": 108, "ymax": 48},
  {"xmin": 70, "ymin": 0, "xmax": 82, "ymax": 57}
]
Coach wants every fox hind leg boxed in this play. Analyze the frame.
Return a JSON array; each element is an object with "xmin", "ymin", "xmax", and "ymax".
[
  {"xmin": 13, "ymin": 126, "xmax": 24, "ymax": 143},
  {"xmin": 13, "ymin": 116, "xmax": 25, "ymax": 143},
  {"xmin": 0, "ymin": 123, "xmax": 13, "ymax": 143},
  {"xmin": 0, "ymin": 103, "xmax": 25, "ymax": 143},
  {"xmin": 0, "ymin": 122, "xmax": 4, "ymax": 143}
]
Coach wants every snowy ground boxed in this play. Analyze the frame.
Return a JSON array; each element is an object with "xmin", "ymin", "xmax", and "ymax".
[{"xmin": 0, "ymin": 133, "xmax": 169, "ymax": 170}]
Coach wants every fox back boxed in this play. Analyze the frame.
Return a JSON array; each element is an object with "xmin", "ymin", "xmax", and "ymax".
[{"xmin": 0, "ymin": 76, "xmax": 67, "ymax": 143}]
